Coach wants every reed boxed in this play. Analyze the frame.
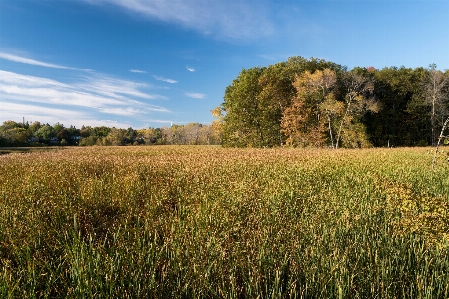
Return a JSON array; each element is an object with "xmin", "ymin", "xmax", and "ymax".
[{"xmin": 1, "ymin": 146, "xmax": 448, "ymax": 298}]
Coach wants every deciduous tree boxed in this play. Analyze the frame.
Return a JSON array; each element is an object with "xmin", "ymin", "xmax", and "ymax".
[
  {"xmin": 424, "ymin": 64, "xmax": 449, "ymax": 145},
  {"xmin": 281, "ymin": 69, "xmax": 341, "ymax": 147},
  {"xmin": 335, "ymin": 70, "xmax": 378, "ymax": 148},
  {"xmin": 35, "ymin": 124, "xmax": 56, "ymax": 143},
  {"xmin": 221, "ymin": 67, "xmax": 267, "ymax": 147}
]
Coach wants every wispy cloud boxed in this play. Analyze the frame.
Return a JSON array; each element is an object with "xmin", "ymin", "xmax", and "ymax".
[
  {"xmin": 186, "ymin": 66, "xmax": 195, "ymax": 72},
  {"xmin": 98, "ymin": 107, "xmax": 145, "ymax": 116},
  {"xmin": 185, "ymin": 92, "xmax": 205, "ymax": 99},
  {"xmin": 0, "ymin": 101, "xmax": 132, "ymax": 129},
  {"xmin": 0, "ymin": 70, "xmax": 170, "ymax": 127},
  {"xmin": 79, "ymin": 74, "xmax": 166, "ymax": 100},
  {"xmin": 98, "ymin": 105, "xmax": 168, "ymax": 115},
  {"xmin": 130, "ymin": 69, "xmax": 147, "ymax": 73},
  {"xmin": 153, "ymin": 75, "xmax": 178, "ymax": 84},
  {"xmin": 0, "ymin": 52, "xmax": 92, "ymax": 71},
  {"xmin": 84, "ymin": 0, "xmax": 274, "ymax": 40}
]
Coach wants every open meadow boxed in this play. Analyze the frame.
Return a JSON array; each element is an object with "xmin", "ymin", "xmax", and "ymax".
[{"xmin": 1, "ymin": 146, "xmax": 449, "ymax": 298}]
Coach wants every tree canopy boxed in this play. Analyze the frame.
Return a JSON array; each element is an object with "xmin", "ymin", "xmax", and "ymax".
[
  {"xmin": 216, "ymin": 57, "xmax": 449, "ymax": 148},
  {"xmin": 0, "ymin": 121, "xmax": 221, "ymax": 147}
]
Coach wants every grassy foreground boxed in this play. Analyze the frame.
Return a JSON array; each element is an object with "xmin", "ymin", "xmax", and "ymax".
[{"xmin": 1, "ymin": 146, "xmax": 449, "ymax": 298}]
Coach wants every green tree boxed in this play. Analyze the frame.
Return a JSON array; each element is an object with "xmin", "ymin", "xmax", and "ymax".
[
  {"xmin": 57, "ymin": 129, "xmax": 71, "ymax": 142},
  {"xmin": 0, "ymin": 120, "xmax": 29, "ymax": 146},
  {"xmin": 79, "ymin": 136, "xmax": 98, "ymax": 146},
  {"xmin": 220, "ymin": 56, "xmax": 343, "ymax": 147},
  {"xmin": 0, "ymin": 127, "xmax": 31, "ymax": 146},
  {"xmin": 28, "ymin": 121, "xmax": 42, "ymax": 135},
  {"xmin": 222, "ymin": 67, "xmax": 267, "ymax": 147},
  {"xmin": 67, "ymin": 125, "xmax": 80, "ymax": 136},
  {"xmin": 1, "ymin": 120, "xmax": 24, "ymax": 131},
  {"xmin": 125, "ymin": 127, "xmax": 137, "ymax": 144},
  {"xmin": 35, "ymin": 124, "xmax": 56, "ymax": 143},
  {"xmin": 257, "ymin": 62, "xmax": 297, "ymax": 146},
  {"xmin": 91, "ymin": 126, "xmax": 111, "ymax": 138},
  {"xmin": 53, "ymin": 122, "xmax": 64, "ymax": 134},
  {"xmin": 370, "ymin": 67, "xmax": 427, "ymax": 146}
]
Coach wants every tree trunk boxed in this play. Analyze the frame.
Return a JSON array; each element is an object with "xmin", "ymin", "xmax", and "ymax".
[
  {"xmin": 327, "ymin": 114, "xmax": 334, "ymax": 148},
  {"xmin": 432, "ymin": 117, "xmax": 449, "ymax": 169},
  {"xmin": 336, "ymin": 95, "xmax": 353, "ymax": 149}
]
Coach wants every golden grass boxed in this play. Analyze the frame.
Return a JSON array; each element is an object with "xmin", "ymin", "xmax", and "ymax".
[{"xmin": 1, "ymin": 146, "xmax": 449, "ymax": 298}]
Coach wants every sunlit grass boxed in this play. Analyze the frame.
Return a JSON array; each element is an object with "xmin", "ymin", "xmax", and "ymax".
[{"xmin": 1, "ymin": 146, "xmax": 449, "ymax": 298}]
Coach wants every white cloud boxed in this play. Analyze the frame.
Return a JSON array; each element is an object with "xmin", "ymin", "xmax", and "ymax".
[
  {"xmin": 0, "ymin": 71, "xmax": 128, "ymax": 108},
  {"xmin": 130, "ymin": 69, "xmax": 147, "ymax": 73},
  {"xmin": 0, "ymin": 52, "xmax": 92, "ymax": 71},
  {"xmin": 153, "ymin": 75, "xmax": 178, "ymax": 84},
  {"xmin": 78, "ymin": 74, "xmax": 166, "ymax": 100},
  {"xmin": 0, "ymin": 70, "xmax": 170, "ymax": 126},
  {"xmin": 145, "ymin": 105, "xmax": 170, "ymax": 112},
  {"xmin": 186, "ymin": 66, "xmax": 195, "ymax": 72},
  {"xmin": 98, "ymin": 107, "xmax": 143, "ymax": 116},
  {"xmin": 0, "ymin": 101, "xmax": 133, "ymax": 128},
  {"xmin": 185, "ymin": 92, "xmax": 205, "ymax": 99},
  {"xmin": 82, "ymin": 119, "xmax": 133, "ymax": 128},
  {"xmin": 98, "ymin": 104, "xmax": 169, "ymax": 116},
  {"xmin": 0, "ymin": 71, "xmax": 69, "ymax": 88},
  {"xmin": 84, "ymin": 0, "xmax": 274, "ymax": 40},
  {"xmin": 1, "ymin": 101, "xmax": 84, "ymax": 120}
]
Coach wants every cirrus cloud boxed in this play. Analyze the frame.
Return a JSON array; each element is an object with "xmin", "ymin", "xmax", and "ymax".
[
  {"xmin": 0, "ymin": 70, "xmax": 170, "ymax": 128},
  {"xmin": 129, "ymin": 69, "xmax": 147, "ymax": 73},
  {"xmin": 0, "ymin": 52, "xmax": 92, "ymax": 71},
  {"xmin": 185, "ymin": 92, "xmax": 205, "ymax": 99},
  {"xmin": 83, "ymin": 0, "xmax": 274, "ymax": 40},
  {"xmin": 153, "ymin": 75, "xmax": 178, "ymax": 84}
]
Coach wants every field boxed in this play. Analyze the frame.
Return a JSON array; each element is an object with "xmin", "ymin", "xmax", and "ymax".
[{"xmin": 1, "ymin": 146, "xmax": 449, "ymax": 298}]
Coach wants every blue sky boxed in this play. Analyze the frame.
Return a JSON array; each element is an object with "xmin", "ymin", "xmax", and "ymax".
[{"xmin": 1, "ymin": 0, "xmax": 448, "ymax": 129}]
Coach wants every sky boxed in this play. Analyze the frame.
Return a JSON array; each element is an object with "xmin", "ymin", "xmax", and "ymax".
[{"xmin": 1, "ymin": 0, "xmax": 448, "ymax": 129}]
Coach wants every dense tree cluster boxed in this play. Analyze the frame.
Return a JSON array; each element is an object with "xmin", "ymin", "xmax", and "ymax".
[
  {"xmin": 216, "ymin": 57, "xmax": 449, "ymax": 148},
  {"xmin": 0, "ymin": 121, "xmax": 221, "ymax": 147}
]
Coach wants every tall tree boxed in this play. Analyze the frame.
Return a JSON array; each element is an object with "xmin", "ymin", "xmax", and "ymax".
[
  {"xmin": 35, "ymin": 124, "xmax": 56, "ymax": 143},
  {"xmin": 105, "ymin": 128, "xmax": 126, "ymax": 146},
  {"xmin": 211, "ymin": 107, "xmax": 224, "ymax": 145},
  {"xmin": 53, "ymin": 122, "xmax": 65, "ymax": 134},
  {"xmin": 136, "ymin": 128, "xmax": 159, "ymax": 144},
  {"xmin": 221, "ymin": 67, "xmax": 267, "ymax": 147},
  {"xmin": 369, "ymin": 67, "xmax": 427, "ymax": 147},
  {"xmin": 335, "ymin": 70, "xmax": 378, "ymax": 148},
  {"xmin": 281, "ymin": 69, "xmax": 341, "ymax": 147},
  {"xmin": 220, "ymin": 57, "xmax": 343, "ymax": 147},
  {"xmin": 0, "ymin": 127, "xmax": 30, "ymax": 145},
  {"xmin": 424, "ymin": 64, "xmax": 449, "ymax": 145}
]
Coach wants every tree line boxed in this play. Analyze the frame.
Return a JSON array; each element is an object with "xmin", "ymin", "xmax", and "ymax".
[
  {"xmin": 0, "ymin": 121, "xmax": 222, "ymax": 147},
  {"xmin": 213, "ymin": 57, "xmax": 449, "ymax": 148},
  {"xmin": 3, "ymin": 56, "xmax": 448, "ymax": 149}
]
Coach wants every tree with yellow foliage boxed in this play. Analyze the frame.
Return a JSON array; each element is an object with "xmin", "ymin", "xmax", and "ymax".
[{"xmin": 281, "ymin": 69, "xmax": 341, "ymax": 147}]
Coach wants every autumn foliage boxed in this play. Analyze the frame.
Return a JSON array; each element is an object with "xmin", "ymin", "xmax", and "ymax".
[{"xmin": 218, "ymin": 57, "xmax": 449, "ymax": 148}]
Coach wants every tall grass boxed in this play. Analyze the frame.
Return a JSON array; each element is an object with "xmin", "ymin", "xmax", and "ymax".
[{"xmin": 1, "ymin": 146, "xmax": 449, "ymax": 298}]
